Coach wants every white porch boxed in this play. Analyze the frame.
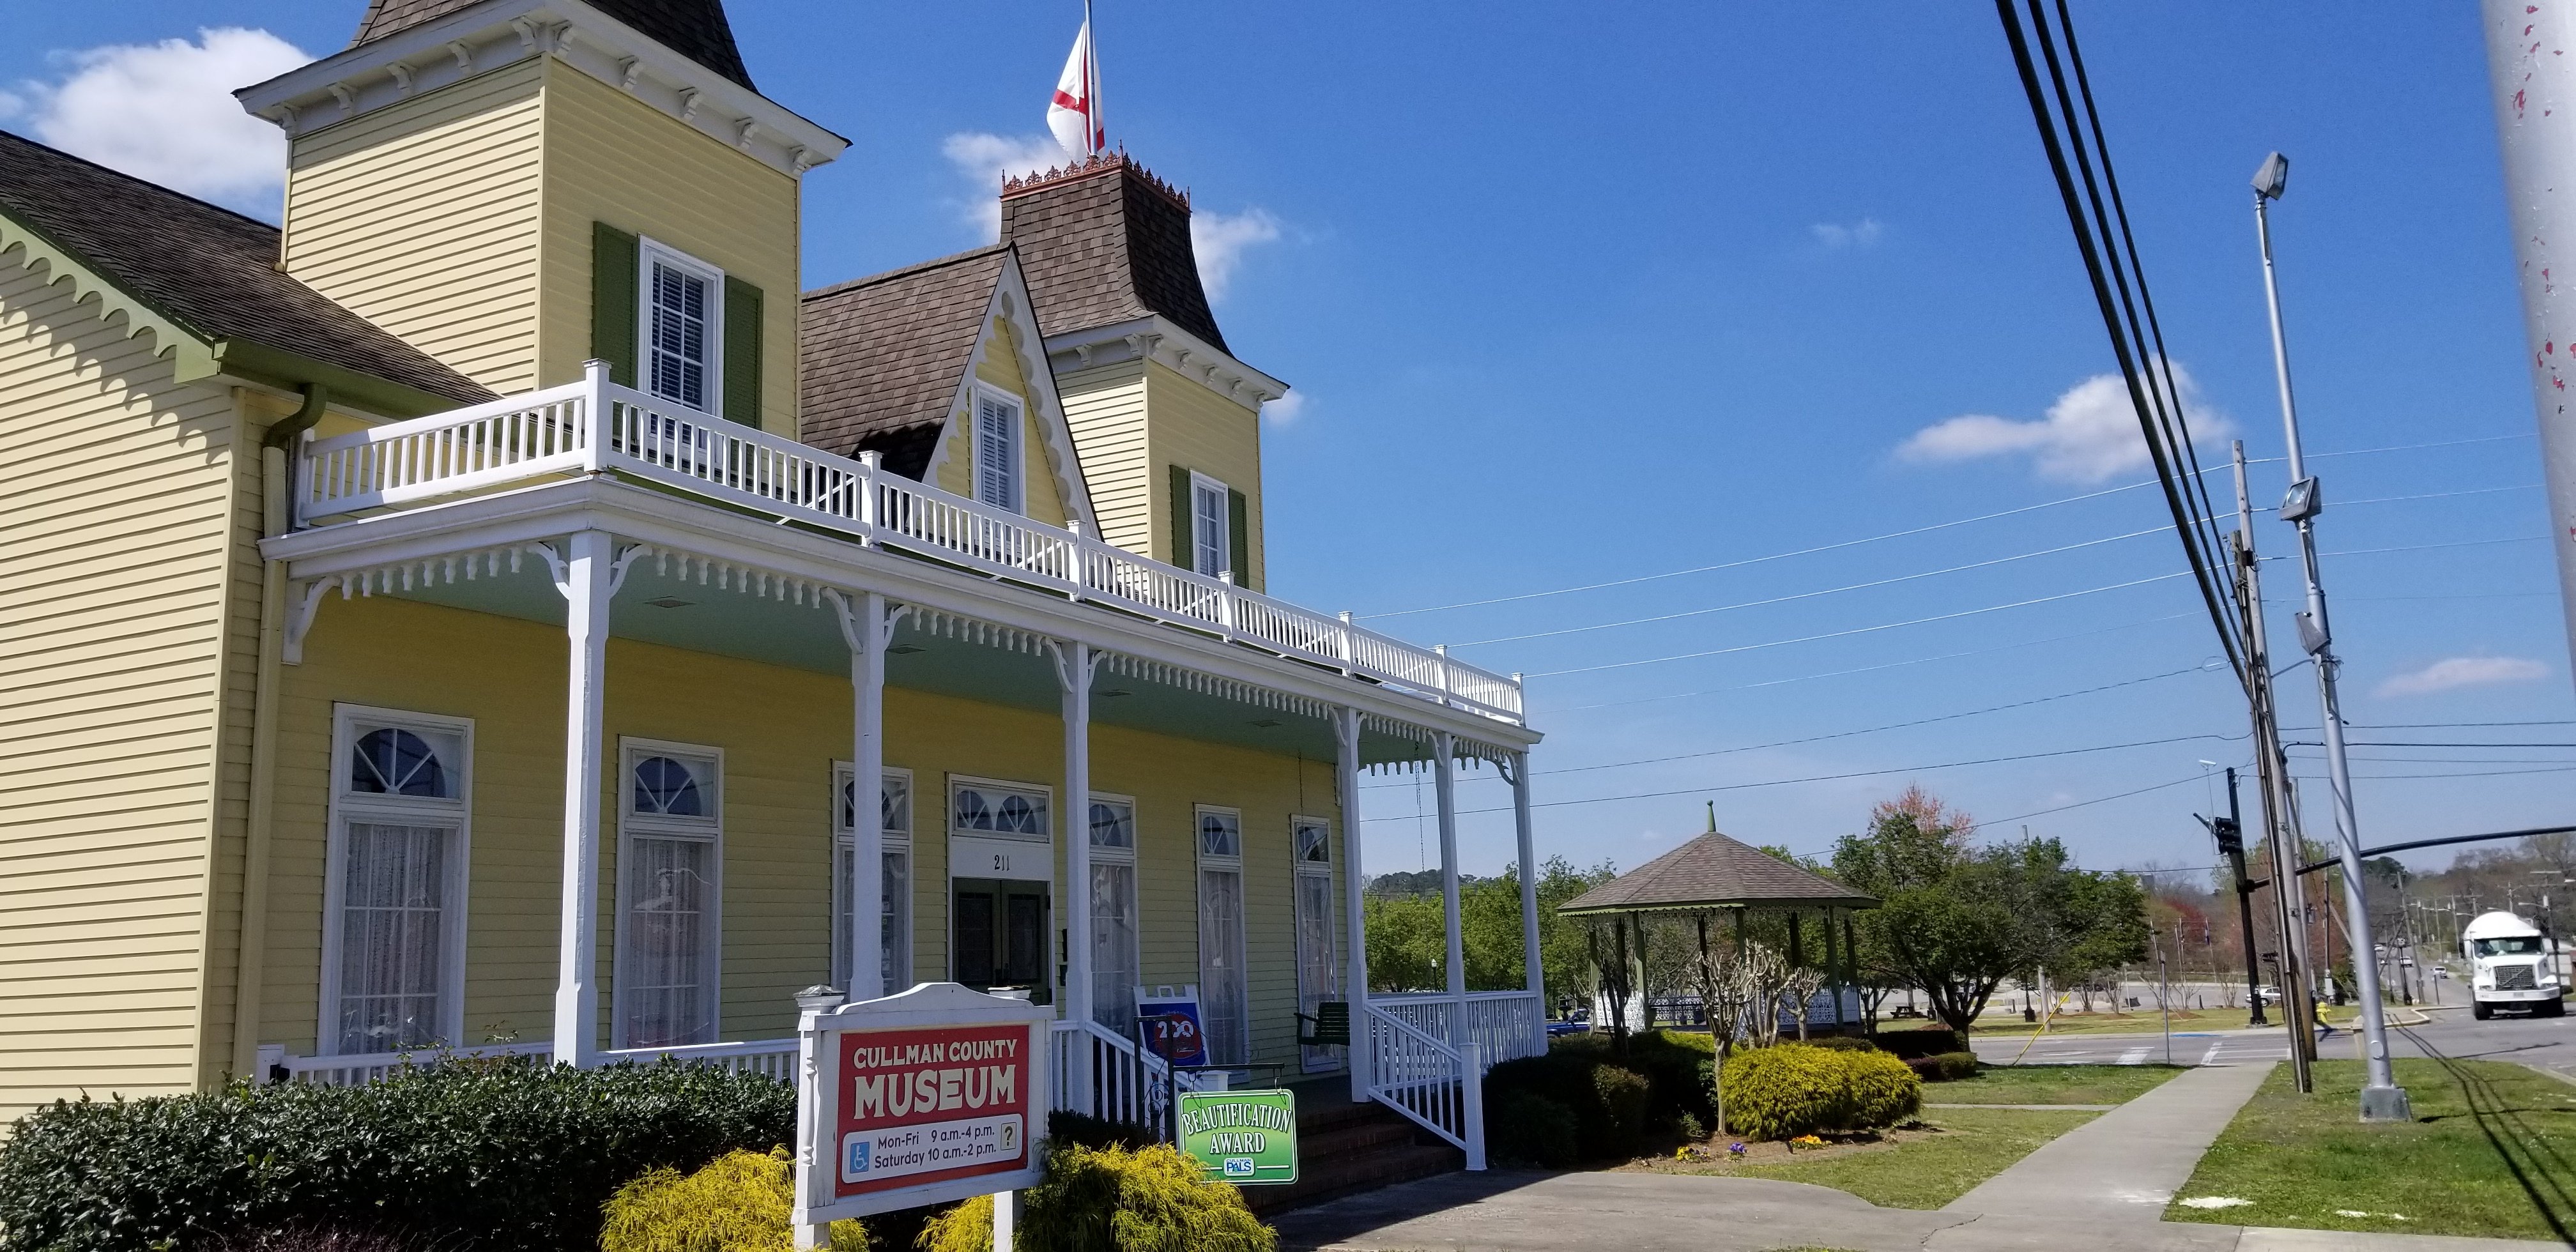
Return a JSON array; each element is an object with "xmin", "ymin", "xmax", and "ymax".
[{"xmin": 261, "ymin": 365, "xmax": 1549, "ymax": 1167}]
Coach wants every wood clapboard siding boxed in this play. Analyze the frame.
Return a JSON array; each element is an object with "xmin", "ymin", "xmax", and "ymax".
[
  {"xmin": 1142, "ymin": 360, "xmax": 1266, "ymax": 591},
  {"xmin": 937, "ymin": 316, "xmax": 1073, "ymax": 526},
  {"xmin": 282, "ymin": 59, "xmax": 548, "ymax": 395},
  {"xmin": 537, "ymin": 60, "xmax": 799, "ymax": 434},
  {"xmin": 0, "ymin": 247, "xmax": 242, "ymax": 1117},
  {"xmin": 1055, "ymin": 360, "xmax": 1150, "ymax": 556},
  {"xmin": 265, "ymin": 595, "xmax": 1340, "ymax": 1071}
]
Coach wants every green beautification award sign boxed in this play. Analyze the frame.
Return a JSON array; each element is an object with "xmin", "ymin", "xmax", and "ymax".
[{"xmin": 1177, "ymin": 1088, "xmax": 1298, "ymax": 1186}]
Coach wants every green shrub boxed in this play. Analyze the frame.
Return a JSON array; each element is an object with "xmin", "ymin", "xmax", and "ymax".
[
  {"xmin": 1843, "ymin": 1050, "xmax": 1924, "ymax": 1126},
  {"xmin": 1869, "ymin": 1027, "xmax": 1965, "ymax": 1060},
  {"xmin": 1804, "ymin": 1036, "xmax": 1878, "ymax": 1053},
  {"xmin": 917, "ymin": 1195, "xmax": 990, "ymax": 1252},
  {"xmin": 201, "ymin": 1226, "xmax": 416, "ymax": 1252},
  {"xmin": 0, "ymin": 1058, "xmax": 795, "ymax": 1252},
  {"xmin": 1020, "ymin": 1143, "xmax": 1273, "ymax": 1252},
  {"xmin": 1487, "ymin": 1093, "xmax": 1579, "ymax": 1168},
  {"xmin": 1483, "ymin": 1052, "xmax": 1653, "ymax": 1160},
  {"xmin": 1721, "ymin": 1046, "xmax": 1852, "ymax": 1140},
  {"xmin": 1618, "ymin": 1032, "xmax": 1715, "ymax": 1128},
  {"xmin": 1905, "ymin": 1051, "xmax": 1981, "ymax": 1083},
  {"xmin": 600, "ymin": 1149, "xmax": 870, "ymax": 1252},
  {"xmin": 1721, "ymin": 1044, "xmax": 1922, "ymax": 1141}
]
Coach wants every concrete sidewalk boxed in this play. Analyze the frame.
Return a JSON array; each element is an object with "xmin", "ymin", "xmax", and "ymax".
[
  {"xmin": 1269, "ymin": 1170, "xmax": 2573, "ymax": 1251},
  {"xmin": 1943, "ymin": 1060, "xmax": 2275, "ymax": 1221}
]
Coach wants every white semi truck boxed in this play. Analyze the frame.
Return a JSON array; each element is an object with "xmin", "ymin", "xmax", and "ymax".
[{"xmin": 2462, "ymin": 910, "xmax": 2566, "ymax": 1019}]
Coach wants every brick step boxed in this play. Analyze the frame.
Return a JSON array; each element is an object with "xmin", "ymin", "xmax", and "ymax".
[
  {"xmin": 1298, "ymin": 1117, "xmax": 1421, "ymax": 1159},
  {"xmin": 1246, "ymin": 1140, "xmax": 1462, "ymax": 1214}
]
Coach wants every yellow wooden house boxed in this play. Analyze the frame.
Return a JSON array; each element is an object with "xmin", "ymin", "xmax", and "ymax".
[{"xmin": 0, "ymin": 0, "xmax": 1543, "ymax": 1173}]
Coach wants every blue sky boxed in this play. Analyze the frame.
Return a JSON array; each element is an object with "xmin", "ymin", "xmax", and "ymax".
[{"xmin": 10, "ymin": 3, "xmax": 2570, "ymax": 882}]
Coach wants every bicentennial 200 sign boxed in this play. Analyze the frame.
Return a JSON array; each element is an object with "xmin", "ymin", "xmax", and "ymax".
[{"xmin": 792, "ymin": 984, "xmax": 1051, "ymax": 1237}]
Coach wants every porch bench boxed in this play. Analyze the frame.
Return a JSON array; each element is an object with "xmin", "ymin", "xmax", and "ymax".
[{"xmin": 1296, "ymin": 1000, "xmax": 1350, "ymax": 1048}]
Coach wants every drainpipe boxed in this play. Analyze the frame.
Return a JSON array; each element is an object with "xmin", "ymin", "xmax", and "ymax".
[{"xmin": 233, "ymin": 383, "xmax": 326, "ymax": 1079}]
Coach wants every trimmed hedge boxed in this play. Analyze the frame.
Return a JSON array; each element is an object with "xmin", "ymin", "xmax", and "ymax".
[
  {"xmin": 1719, "ymin": 1044, "xmax": 1922, "ymax": 1141},
  {"xmin": 1869, "ymin": 1027, "xmax": 1966, "ymax": 1060},
  {"xmin": 1803, "ymin": 1036, "xmax": 1878, "ymax": 1053},
  {"xmin": 0, "ymin": 1059, "xmax": 795, "ymax": 1252},
  {"xmin": 1906, "ymin": 1051, "xmax": 1981, "ymax": 1083},
  {"xmin": 1020, "ymin": 1142, "xmax": 1273, "ymax": 1252},
  {"xmin": 1488, "ymin": 1092, "xmax": 1581, "ymax": 1168},
  {"xmin": 1482, "ymin": 1050, "xmax": 1653, "ymax": 1161}
]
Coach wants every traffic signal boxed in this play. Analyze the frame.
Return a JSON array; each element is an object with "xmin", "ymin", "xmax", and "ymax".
[{"xmin": 2211, "ymin": 816, "xmax": 2243, "ymax": 857}]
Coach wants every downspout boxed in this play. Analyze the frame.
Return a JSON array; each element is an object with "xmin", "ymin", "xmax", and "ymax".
[{"xmin": 232, "ymin": 383, "xmax": 325, "ymax": 1079}]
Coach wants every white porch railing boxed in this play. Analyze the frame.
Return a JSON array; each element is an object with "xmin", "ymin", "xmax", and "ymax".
[
  {"xmin": 292, "ymin": 365, "xmax": 1524, "ymax": 725},
  {"xmin": 1359, "ymin": 1002, "xmax": 1485, "ymax": 1170},
  {"xmin": 273, "ymin": 1037, "xmax": 798, "ymax": 1087},
  {"xmin": 1048, "ymin": 1018, "xmax": 1170, "ymax": 1131},
  {"xmin": 1368, "ymin": 990, "xmax": 1547, "ymax": 1069}
]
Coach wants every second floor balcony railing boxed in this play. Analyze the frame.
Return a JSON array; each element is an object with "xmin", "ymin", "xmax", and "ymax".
[{"xmin": 293, "ymin": 362, "xmax": 1524, "ymax": 724}]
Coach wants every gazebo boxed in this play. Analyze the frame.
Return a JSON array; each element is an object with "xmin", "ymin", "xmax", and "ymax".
[{"xmin": 1560, "ymin": 818, "xmax": 1878, "ymax": 1035}]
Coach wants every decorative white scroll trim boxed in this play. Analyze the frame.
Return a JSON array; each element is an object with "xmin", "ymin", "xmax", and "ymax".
[{"xmin": 1098, "ymin": 651, "xmax": 1331, "ymax": 721}]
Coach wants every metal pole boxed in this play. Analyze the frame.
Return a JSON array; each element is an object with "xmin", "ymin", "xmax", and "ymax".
[
  {"xmin": 2223, "ymin": 768, "xmax": 2267, "ymax": 1025},
  {"xmin": 2159, "ymin": 929, "xmax": 2172, "ymax": 1065},
  {"xmin": 2253, "ymin": 170, "xmax": 2408, "ymax": 1120},
  {"xmin": 2234, "ymin": 441, "xmax": 2315, "ymax": 1091},
  {"xmin": 2481, "ymin": 0, "xmax": 2576, "ymax": 690}
]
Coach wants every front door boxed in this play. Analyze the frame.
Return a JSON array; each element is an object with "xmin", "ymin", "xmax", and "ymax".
[{"xmin": 953, "ymin": 878, "xmax": 1052, "ymax": 1003}]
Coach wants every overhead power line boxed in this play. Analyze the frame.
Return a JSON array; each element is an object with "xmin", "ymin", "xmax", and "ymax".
[
  {"xmin": 1358, "ymin": 731, "xmax": 2244, "ymax": 822},
  {"xmin": 1455, "ymin": 526, "xmax": 2163, "ymax": 648}
]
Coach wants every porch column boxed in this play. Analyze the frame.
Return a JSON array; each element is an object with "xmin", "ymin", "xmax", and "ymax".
[
  {"xmin": 1432, "ymin": 732, "xmax": 1466, "ymax": 1040},
  {"xmin": 555, "ymin": 529, "xmax": 614, "ymax": 1067},
  {"xmin": 1335, "ymin": 708, "xmax": 1370, "ymax": 1103},
  {"xmin": 1506, "ymin": 753, "xmax": 1544, "ymax": 1053},
  {"xmin": 828, "ymin": 589, "xmax": 890, "ymax": 1002},
  {"xmin": 1054, "ymin": 640, "xmax": 1098, "ymax": 1026}
]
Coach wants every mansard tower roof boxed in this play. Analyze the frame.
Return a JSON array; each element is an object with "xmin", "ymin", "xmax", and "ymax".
[
  {"xmin": 997, "ymin": 152, "xmax": 1226, "ymax": 353},
  {"xmin": 349, "ymin": 0, "xmax": 756, "ymax": 89}
]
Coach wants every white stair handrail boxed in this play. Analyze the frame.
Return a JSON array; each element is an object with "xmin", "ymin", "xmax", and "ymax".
[{"xmin": 1360, "ymin": 1002, "xmax": 1487, "ymax": 1170}]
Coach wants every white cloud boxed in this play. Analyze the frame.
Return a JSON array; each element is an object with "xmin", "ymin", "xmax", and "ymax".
[
  {"xmin": 2376, "ymin": 656, "xmax": 2550, "ymax": 698},
  {"xmin": 1812, "ymin": 217, "xmax": 1885, "ymax": 248},
  {"xmin": 940, "ymin": 131, "xmax": 1077, "ymax": 239},
  {"xmin": 8, "ymin": 29, "xmax": 310, "ymax": 217},
  {"xmin": 1897, "ymin": 366, "xmax": 2231, "ymax": 484},
  {"xmin": 1261, "ymin": 391, "xmax": 1306, "ymax": 424},
  {"xmin": 1190, "ymin": 207, "xmax": 1279, "ymax": 303}
]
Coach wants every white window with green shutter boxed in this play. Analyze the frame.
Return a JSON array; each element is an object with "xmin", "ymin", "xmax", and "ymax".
[
  {"xmin": 594, "ymin": 224, "xmax": 764, "ymax": 429},
  {"xmin": 1168, "ymin": 464, "xmax": 1250, "ymax": 586}
]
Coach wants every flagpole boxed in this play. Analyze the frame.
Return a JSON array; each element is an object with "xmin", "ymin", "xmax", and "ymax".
[{"xmin": 1085, "ymin": 0, "xmax": 1103, "ymax": 153}]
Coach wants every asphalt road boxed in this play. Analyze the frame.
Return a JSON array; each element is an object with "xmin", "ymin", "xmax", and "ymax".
[{"xmin": 1965, "ymin": 1001, "xmax": 2576, "ymax": 1078}]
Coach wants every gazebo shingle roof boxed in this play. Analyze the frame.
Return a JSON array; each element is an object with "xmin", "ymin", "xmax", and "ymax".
[{"xmin": 1560, "ymin": 828, "xmax": 1876, "ymax": 915}]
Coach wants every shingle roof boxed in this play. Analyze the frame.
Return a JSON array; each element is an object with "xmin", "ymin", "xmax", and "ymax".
[
  {"xmin": 999, "ymin": 153, "xmax": 1226, "ymax": 353},
  {"xmin": 351, "ymin": 0, "xmax": 756, "ymax": 91},
  {"xmin": 0, "ymin": 130, "xmax": 491, "ymax": 408},
  {"xmin": 797, "ymin": 245, "xmax": 1008, "ymax": 478},
  {"xmin": 1560, "ymin": 829, "xmax": 1877, "ymax": 914}
]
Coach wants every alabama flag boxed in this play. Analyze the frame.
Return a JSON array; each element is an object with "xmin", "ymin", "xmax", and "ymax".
[{"xmin": 1047, "ymin": 15, "xmax": 1103, "ymax": 156}]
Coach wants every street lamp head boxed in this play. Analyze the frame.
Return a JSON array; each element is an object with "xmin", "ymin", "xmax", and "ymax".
[{"xmin": 2253, "ymin": 151, "xmax": 2290, "ymax": 201}]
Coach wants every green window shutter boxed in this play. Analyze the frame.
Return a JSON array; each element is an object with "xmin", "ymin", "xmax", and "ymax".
[
  {"xmin": 1227, "ymin": 488, "xmax": 1250, "ymax": 587},
  {"xmin": 590, "ymin": 222, "xmax": 639, "ymax": 386},
  {"xmin": 723, "ymin": 276, "xmax": 763, "ymax": 429},
  {"xmin": 1168, "ymin": 464, "xmax": 1193, "ymax": 570}
]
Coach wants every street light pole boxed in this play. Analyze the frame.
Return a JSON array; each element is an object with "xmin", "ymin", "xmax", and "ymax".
[{"xmin": 2251, "ymin": 152, "xmax": 2410, "ymax": 1122}]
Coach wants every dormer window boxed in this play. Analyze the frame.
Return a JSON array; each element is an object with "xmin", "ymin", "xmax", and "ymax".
[
  {"xmin": 640, "ymin": 238, "xmax": 724, "ymax": 413},
  {"xmin": 974, "ymin": 388, "xmax": 1024, "ymax": 512}
]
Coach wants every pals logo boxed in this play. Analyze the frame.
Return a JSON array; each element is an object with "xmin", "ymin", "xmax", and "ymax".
[{"xmin": 1222, "ymin": 1157, "xmax": 1255, "ymax": 1179}]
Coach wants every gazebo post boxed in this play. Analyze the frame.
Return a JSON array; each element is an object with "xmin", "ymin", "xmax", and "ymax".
[
  {"xmin": 1844, "ymin": 912, "xmax": 1867, "ymax": 1035},
  {"xmin": 1825, "ymin": 906, "xmax": 1844, "ymax": 1035},
  {"xmin": 1787, "ymin": 912, "xmax": 1804, "ymax": 1039},
  {"xmin": 1632, "ymin": 911, "xmax": 1652, "ymax": 1032}
]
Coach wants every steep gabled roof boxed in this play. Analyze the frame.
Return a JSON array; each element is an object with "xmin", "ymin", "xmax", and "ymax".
[
  {"xmin": 798, "ymin": 246, "xmax": 1011, "ymax": 479},
  {"xmin": 1560, "ymin": 828, "xmax": 1877, "ymax": 915},
  {"xmin": 351, "ymin": 0, "xmax": 756, "ymax": 90},
  {"xmin": 0, "ymin": 130, "xmax": 490, "ymax": 408},
  {"xmin": 999, "ymin": 153, "xmax": 1227, "ymax": 352}
]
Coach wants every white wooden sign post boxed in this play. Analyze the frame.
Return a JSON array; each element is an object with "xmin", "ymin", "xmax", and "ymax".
[{"xmin": 792, "ymin": 982, "xmax": 1052, "ymax": 1249}]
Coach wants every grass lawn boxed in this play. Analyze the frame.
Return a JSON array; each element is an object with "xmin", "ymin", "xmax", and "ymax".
[
  {"xmin": 1961, "ymin": 1009, "xmax": 2276, "ymax": 1035},
  {"xmin": 1924, "ymin": 1062, "xmax": 2187, "ymax": 1106},
  {"xmin": 2168, "ymin": 1058, "xmax": 2576, "ymax": 1241},
  {"xmin": 1630, "ymin": 1107, "xmax": 2101, "ymax": 1209}
]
